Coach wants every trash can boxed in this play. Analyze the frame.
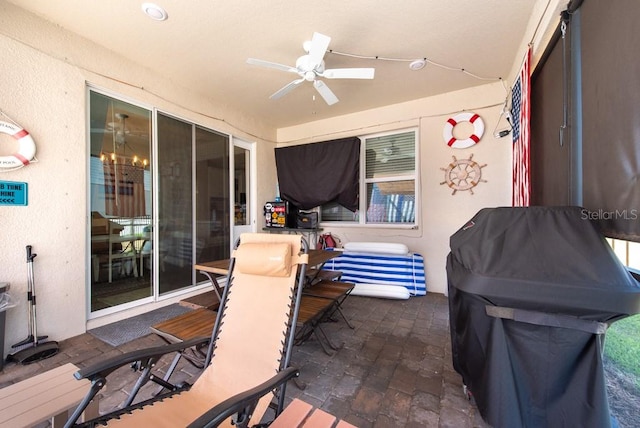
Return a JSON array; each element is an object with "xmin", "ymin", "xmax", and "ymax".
[
  {"xmin": 0, "ymin": 282, "xmax": 15, "ymax": 370},
  {"xmin": 447, "ymin": 206, "xmax": 640, "ymax": 428}
]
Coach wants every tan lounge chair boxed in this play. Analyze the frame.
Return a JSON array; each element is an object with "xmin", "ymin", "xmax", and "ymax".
[{"xmin": 65, "ymin": 233, "xmax": 309, "ymax": 427}]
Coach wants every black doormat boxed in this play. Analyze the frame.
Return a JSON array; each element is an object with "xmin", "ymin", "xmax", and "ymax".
[{"xmin": 88, "ymin": 304, "xmax": 192, "ymax": 347}]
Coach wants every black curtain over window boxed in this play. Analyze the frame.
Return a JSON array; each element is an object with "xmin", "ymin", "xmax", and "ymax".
[{"xmin": 275, "ymin": 137, "xmax": 360, "ymax": 211}]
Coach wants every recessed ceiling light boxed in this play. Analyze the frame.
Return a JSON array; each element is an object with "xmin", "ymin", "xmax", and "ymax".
[
  {"xmin": 142, "ymin": 3, "xmax": 168, "ymax": 21},
  {"xmin": 409, "ymin": 59, "xmax": 426, "ymax": 71}
]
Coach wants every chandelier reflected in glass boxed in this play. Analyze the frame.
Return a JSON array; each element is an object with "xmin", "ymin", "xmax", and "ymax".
[{"xmin": 99, "ymin": 113, "xmax": 148, "ymax": 168}]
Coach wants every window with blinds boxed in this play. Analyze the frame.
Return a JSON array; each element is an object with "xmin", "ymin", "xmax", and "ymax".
[{"xmin": 320, "ymin": 129, "xmax": 418, "ymax": 225}]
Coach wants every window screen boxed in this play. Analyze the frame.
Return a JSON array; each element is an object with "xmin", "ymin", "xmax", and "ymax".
[{"xmin": 364, "ymin": 131, "xmax": 416, "ymax": 224}]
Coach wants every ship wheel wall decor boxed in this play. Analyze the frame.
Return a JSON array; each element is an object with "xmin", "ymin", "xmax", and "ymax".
[{"xmin": 440, "ymin": 154, "xmax": 487, "ymax": 195}]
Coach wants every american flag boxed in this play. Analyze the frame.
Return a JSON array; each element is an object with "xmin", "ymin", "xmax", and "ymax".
[
  {"xmin": 511, "ymin": 47, "xmax": 531, "ymax": 206},
  {"xmin": 104, "ymin": 159, "xmax": 147, "ymax": 218}
]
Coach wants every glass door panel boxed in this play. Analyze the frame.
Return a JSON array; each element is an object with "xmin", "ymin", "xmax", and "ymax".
[
  {"xmin": 196, "ymin": 127, "xmax": 230, "ymax": 264},
  {"xmin": 157, "ymin": 113, "xmax": 193, "ymax": 294},
  {"xmin": 89, "ymin": 91, "xmax": 152, "ymax": 312}
]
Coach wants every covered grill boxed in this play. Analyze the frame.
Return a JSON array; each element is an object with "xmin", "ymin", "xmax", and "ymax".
[{"xmin": 447, "ymin": 206, "xmax": 640, "ymax": 428}]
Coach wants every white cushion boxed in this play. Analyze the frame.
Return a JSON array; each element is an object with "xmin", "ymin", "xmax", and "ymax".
[
  {"xmin": 350, "ymin": 283, "xmax": 411, "ymax": 299},
  {"xmin": 343, "ymin": 242, "xmax": 409, "ymax": 255}
]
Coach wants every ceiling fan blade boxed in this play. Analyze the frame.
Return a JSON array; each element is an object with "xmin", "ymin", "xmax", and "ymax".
[
  {"xmin": 307, "ymin": 32, "xmax": 331, "ymax": 68},
  {"xmin": 270, "ymin": 78, "xmax": 305, "ymax": 100},
  {"xmin": 247, "ymin": 58, "xmax": 297, "ymax": 73},
  {"xmin": 322, "ymin": 68, "xmax": 375, "ymax": 79},
  {"xmin": 313, "ymin": 80, "xmax": 339, "ymax": 105}
]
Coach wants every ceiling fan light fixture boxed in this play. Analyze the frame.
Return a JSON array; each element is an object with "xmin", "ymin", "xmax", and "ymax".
[
  {"xmin": 142, "ymin": 3, "xmax": 168, "ymax": 21},
  {"xmin": 409, "ymin": 59, "xmax": 426, "ymax": 71},
  {"xmin": 248, "ymin": 31, "xmax": 374, "ymax": 106}
]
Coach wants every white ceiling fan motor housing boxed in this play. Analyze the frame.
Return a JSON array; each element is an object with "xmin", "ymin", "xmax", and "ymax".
[{"xmin": 296, "ymin": 55, "xmax": 325, "ymax": 78}]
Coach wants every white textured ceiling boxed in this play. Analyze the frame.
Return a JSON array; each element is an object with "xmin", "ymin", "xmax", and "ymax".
[{"xmin": 8, "ymin": 0, "xmax": 543, "ymax": 129}]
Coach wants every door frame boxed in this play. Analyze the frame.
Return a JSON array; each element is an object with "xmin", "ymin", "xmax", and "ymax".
[{"xmin": 231, "ymin": 137, "xmax": 257, "ymax": 248}]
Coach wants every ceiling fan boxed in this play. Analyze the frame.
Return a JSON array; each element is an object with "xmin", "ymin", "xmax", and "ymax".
[{"xmin": 247, "ymin": 32, "xmax": 375, "ymax": 105}]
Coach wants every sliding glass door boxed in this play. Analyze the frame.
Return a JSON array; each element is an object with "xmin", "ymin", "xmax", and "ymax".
[
  {"xmin": 154, "ymin": 114, "xmax": 232, "ymax": 295},
  {"xmin": 89, "ymin": 89, "xmax": 233, "ymax": 314},
  {"xmin": 89, "ymin": 92, "xmax": 152, "ymax": 312},
  {"xmin": 156, "ymin": 113, "xmax": 193, "ymax": 294},
  {"xmin": 195, "ymin": 126, "xmax": 231, "ymax": 266}
]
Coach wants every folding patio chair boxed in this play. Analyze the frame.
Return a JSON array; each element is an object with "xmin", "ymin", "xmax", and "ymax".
[
  {"xmin": 303, "ymin": 280, "xmax": 354, "ymax": 329},
  {"xmin": 145, "ymin": 275, "xmax": 223, "ymax": 380},
  {"xmin": 65, "ymin": 233, "xmax": 309, "ymax": 427},
  {"xmin": 295, "ymin": 295, "xmax": 341, "ymax": 356},
  {"xmin": 149, "ymin": 307, "xmax": 219, "ymax": 376}
]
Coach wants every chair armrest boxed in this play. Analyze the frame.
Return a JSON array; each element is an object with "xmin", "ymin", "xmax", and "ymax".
[
  {"xmin": 74, "ymin": 336, "xmax": 210, "ymax": 381},
  {"xmin": 186, "ymin": 366, "xmax": 300, "ymax": 428},
  {"xmin": 66, "ymin": 336, "xmax": 211, "ymax": 427}
]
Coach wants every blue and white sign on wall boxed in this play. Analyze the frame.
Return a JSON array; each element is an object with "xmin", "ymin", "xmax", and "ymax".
[{"xmin": 0, "ymin": 180, "xmax": 28, "ymax": 206}]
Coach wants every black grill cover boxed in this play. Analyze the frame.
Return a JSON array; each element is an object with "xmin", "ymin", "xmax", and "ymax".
[{"xmin": 447, "ymin": 206, "xmax": 640, "ymax": 428}]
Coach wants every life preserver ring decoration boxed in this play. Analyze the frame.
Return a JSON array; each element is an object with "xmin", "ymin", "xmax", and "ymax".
[
  {"xmin": 443, "ymin": 112, "xmax": 485, "ymax": 149},
  {"xmin": 0, "ymin": 120, "xmax": 37, "ymax": 168}
]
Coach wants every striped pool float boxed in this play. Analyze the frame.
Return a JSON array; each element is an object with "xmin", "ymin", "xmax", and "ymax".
[{"xmin": 324, "ymin": 251, "xmax": 426, "ymax": 296}]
